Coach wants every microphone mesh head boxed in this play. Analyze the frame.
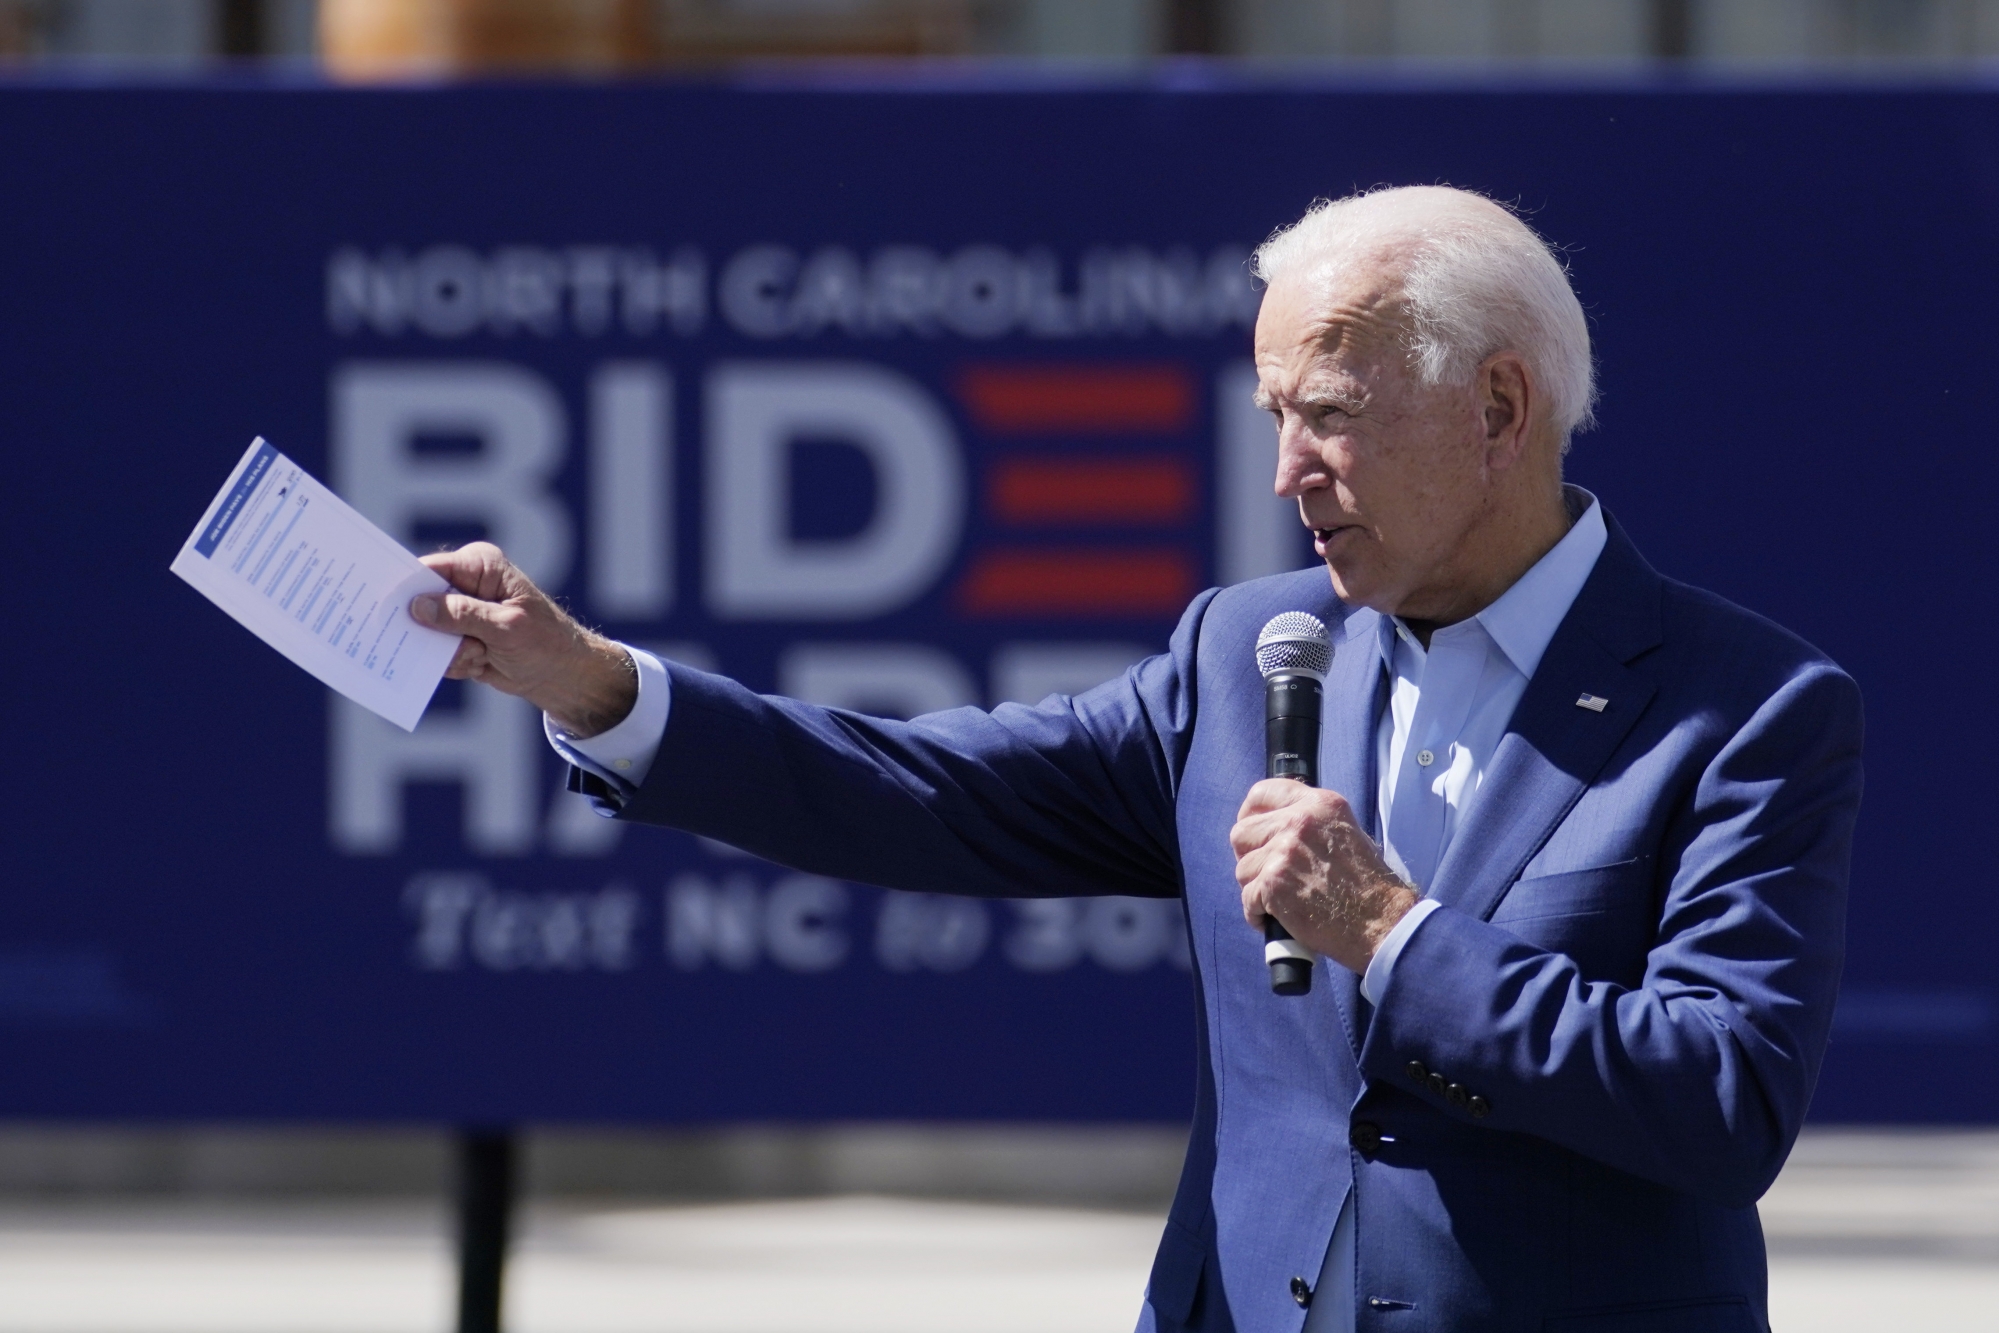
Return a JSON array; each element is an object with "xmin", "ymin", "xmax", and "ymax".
[{"xmin": 1256, "ymin": 612, "xmax": 1333, "ymax": 681}]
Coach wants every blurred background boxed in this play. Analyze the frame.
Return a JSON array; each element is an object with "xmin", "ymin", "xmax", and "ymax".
[
  {"xmin": 3, "ymin": 0, "xmax": 1999, "ymax": 70},
  {"xmin": 2, "ymin": 3, "xmax": 1997, "ymax": 1332}
]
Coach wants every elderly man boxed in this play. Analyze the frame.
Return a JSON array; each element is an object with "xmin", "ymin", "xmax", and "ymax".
[{"xmin": 411, "ymin": 186, "xmax": 1861, "ymax": 1333}]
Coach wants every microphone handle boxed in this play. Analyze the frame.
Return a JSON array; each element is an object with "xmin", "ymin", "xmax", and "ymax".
[
  {"xmin": 1263, "ymin": 674, "xmax": 1322, "ymax": 997},
  {"xmin": 1264, "ymin": 917, "xmax": 1314, "ymax": 997}
]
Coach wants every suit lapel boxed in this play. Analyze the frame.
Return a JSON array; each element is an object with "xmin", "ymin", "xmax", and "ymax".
[
  {"xmin": 1424, "ymin": 514, "xmax": 1664, "ymax": 923},
  {"xmin": 1320, "ymin": 607, "xmax": 1383, "ymax": 834},
  {"xmin": 1319, "ymin": 607, "xmax": 1384, "ymax": 1057}
]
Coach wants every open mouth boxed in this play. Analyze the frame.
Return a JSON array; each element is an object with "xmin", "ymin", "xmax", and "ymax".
[{"xmin": 1311, "ymin": 525, "xmax": 1353, "ymax": 547}]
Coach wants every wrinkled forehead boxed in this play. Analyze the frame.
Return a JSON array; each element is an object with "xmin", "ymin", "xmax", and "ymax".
[{"xmin": 1255, "ymin": 255, "xmax": 1412, "ymax": 370}]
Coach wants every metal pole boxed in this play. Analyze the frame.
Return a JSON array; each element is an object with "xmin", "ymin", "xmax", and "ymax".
[
  {"xmin": 1166, "ymin": 0, "xmax": 1222, "ymax": 54},
  {"xmin": 1650, "ymin": 0, "xmax": 1693, "ymax": 60},
  {"xmin": 455, "ymin": 1128, "xmax": 516, "ymax": 1333},
  {"xmin": 215, "ymin": 0, "xmax": 265, "ymax": 57}
]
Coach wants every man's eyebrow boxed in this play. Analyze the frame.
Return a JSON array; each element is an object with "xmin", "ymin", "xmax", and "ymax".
[
  {"xmin": 1251, "ymin": 383, "xmax": 1364, "ymax": 415},
  {"xmin": 1299, "ymin": 383, "xmax": 1366, "ymax": 413}
]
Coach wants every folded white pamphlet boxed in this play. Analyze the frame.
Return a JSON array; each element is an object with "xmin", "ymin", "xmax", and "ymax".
[{"xmin": 170, "ymin": 437, "xmax": 461, "ymax": 731}]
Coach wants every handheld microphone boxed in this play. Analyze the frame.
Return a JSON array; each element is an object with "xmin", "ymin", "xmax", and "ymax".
[{"xmin": 1255, "ymin": 612, "xmax": 1333, "ymax": 997}]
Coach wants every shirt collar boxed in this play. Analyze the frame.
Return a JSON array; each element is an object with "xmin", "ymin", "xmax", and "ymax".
[
  {"xmin": 1372, "ymin": 485, "xmax": 1608, "ymax": 681},
  {"xmin": 1473, "ymin": 485, "xmax": 1607, "ymax": 680}
]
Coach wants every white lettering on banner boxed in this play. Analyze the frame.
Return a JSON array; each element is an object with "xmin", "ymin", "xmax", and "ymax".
[
  {"xmin": 718, "ymin": 246, "xmax": 799, "ymax": 338},
  {"xmin": 331, "ymin": 690, "xmax": 541, "ymax": 854},
  {"xmin": 587, "ymin": 363, "xmax": 673, "ymax": 618},
  {"xmin": 667, "ymin": 874, "xmax": 850, "ymax": 973},
  {"xmin": 404, "ymin": 872, "xmax": 642, "ymax": 971},
  {"xmin": 1005, "ymin": 898, "xmax": 1192, "ymax": 973},
  {"xmin": 718, "ymin": 244, "xmax": 1261, "ymax": 340},
  {"xmin": 327, "ymin": 244, "xmax": 1256, "ymax": 341},
  {"xmin": 327, "ymin": 247, "xmax": 708, "ymax": 339},
  {"xmin": 317, "ymin": 356, "xmax": 1272, "ymax": 858},
  {"xmin": 765, "ymin": 876, "xmax": 851, "ymax": 972},
  {"xmin": 780, "ymin": 643, "xmax": 979, "ymax": 719},
  {"xmin": 668, "ymin": 873, "xmax": 759, "ymax": 970},
  {"xmin": 400, "ymin": 871, "xmax": 1188, "ymax": 976},
  {"xmin": 332, "ymin": 362, "xmax": 574, "ymax": 589},
  {"xmin": 876, "ymin": 893, "xmax": 990, "ymax": 972},
  {"xmin": 706, "ymin": 362, "xmax": 965, "ymax": 619}
]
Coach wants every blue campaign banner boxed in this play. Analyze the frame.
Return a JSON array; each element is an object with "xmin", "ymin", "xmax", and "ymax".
[{"xmin": 0, "ymin": 78, "xmax": 1992, "ymax": 1124}]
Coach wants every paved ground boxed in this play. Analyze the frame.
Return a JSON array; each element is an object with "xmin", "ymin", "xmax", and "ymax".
[{"xmin": 0, "ymin": 1131, "xmax": 1990, "ymax": 1333}]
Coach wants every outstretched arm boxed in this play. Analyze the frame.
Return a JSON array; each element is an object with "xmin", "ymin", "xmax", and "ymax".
[
  {"xmin": 412, "ymin": 541, "xmax": 1203, "ymax": 902},
  {"xmin": 615, "ymin": 651, "xmax": 1196, "ymax": 901}
]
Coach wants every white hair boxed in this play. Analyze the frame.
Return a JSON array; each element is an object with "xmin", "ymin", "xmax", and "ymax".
[{"xmin": 1251, "ymin": 185, "xmax": 1597, "ymax": 444}]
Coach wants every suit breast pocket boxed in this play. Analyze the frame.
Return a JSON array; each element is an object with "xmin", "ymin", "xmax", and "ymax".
[{"xmin": 1489, "ymin": 858, "xmax": 1655, "ymax": 985}]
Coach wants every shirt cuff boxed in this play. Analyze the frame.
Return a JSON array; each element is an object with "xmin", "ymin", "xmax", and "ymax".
[
  {"xmin": 1360, "ymin": 897, "xmax": 1442, "ymax": 1007},
  {"xmin": 544, "ymin": 647, "xmax": 671, "ymax": 804}
]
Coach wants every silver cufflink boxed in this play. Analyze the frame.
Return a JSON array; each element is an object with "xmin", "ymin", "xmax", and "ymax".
[{"xmin": 1575, "ymin": 694, "xmax": 1609, "ymax": 712}]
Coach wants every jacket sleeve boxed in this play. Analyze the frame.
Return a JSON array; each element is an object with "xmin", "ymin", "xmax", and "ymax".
[
  {"xmin": 1359, "ymin": 662, "xmax": 1863, "ymax": 1207},
  {"xmin": 614, "ymin": 590, "xmax": 1217, "ymax": 901}
]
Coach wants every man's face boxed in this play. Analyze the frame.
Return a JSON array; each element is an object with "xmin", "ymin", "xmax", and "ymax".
[{"xmin": 1252, "ymin": 263, "xmax": 1490, "ymax": 620}]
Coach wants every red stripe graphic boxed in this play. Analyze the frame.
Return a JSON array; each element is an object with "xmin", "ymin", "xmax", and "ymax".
[
  {"xmin": 959, "ymin": 365, "xmax": 1195, "ymax": 434},
  {"xmin": 958, "ymin": 549, "xmax": 1197, "ymax": 617},
  {"xmin": 990, "ymin": 458, "xmax": 1195, "ymax": 525}
]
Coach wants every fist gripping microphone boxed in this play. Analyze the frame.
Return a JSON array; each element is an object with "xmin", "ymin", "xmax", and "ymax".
[{"xmin": 1255, "ymin": 612, "xmax": 1333, "ymax": 997}]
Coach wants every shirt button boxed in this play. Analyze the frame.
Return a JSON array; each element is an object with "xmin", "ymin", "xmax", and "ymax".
[
  {"xmin": 1416, "ymin": 749, "xmax": 1435, "ymax": 767},
  {"xmin": 613, "ymin": 759, "xmax": 633, "ymax": 771}
]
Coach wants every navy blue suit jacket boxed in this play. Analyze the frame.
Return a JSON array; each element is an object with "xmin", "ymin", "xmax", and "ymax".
[{"xmin": 618, "ymin": 513, "xmax": 1862, "ymax": 1333}]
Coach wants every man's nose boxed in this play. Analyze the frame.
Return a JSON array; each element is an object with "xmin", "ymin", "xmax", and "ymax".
[{"xmin": 1273, "ymin": 424, "xmax": 1328, "ymax": 500}]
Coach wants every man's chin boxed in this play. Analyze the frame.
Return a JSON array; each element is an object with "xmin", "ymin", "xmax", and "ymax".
[{"xmin": 1322, "ymin": 562, "xmax": 1395, "ymax": 615}]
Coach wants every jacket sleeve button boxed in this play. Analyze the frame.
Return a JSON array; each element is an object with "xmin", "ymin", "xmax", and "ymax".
[
  {"xmin": 1469, "ymin": 1095, "xmax": 1492, "ymax": 1119},
  {"xmin": 1446, "ymin": 1083, "xmax": 1470, "ymax": 1108},
  {"xmin": 1405, "ymin": 1060, "xmax": 1428, "ymax": 1083},
  {"xmin": 1290, "ymin": 1276, "xmax": 1313, "ymax": 1307},
  {"xmin": 1427, "ymin": 1072, "xmax": 1448, "ymax": 1097}
]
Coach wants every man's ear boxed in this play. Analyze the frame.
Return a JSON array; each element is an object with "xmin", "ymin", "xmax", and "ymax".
[{"xmin": 1478, "ymin": 353, "xmax": 1535, "ymax": 469}]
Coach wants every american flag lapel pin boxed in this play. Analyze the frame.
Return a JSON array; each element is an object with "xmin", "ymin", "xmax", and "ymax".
[{"xmin": 1576, "ymin": 694, "xmax": 1609, "ymax": 712}]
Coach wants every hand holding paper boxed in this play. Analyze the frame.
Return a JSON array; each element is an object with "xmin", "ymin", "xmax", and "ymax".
[
  {"xmin": 412, "ymin": 544, "xmax": 638, "ymax": 739},
  {"xmin": 171, "ymin": 438, "xmax": 460, "ymax": 731},
  {"xmin": 175, "ymin": 438, "xmax": 639, "ymax": 738}
]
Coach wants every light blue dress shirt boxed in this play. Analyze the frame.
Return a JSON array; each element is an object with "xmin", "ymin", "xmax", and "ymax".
[
  {"xmin": 1307, "ymin": 487, "xmax": 1606, "ymax": 1332},
  {"xmin": 551, "ymin": 488, "xmax": 1608, "ymax": 1331}
]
